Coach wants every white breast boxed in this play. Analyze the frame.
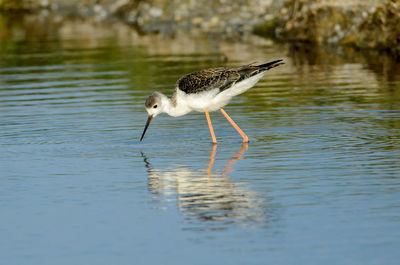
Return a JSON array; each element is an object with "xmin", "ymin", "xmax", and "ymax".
[{"xmin": 182, "ymin": 89, "xmax": 223, "ymax": 112}]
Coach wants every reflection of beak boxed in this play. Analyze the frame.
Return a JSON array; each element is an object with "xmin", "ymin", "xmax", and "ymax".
[{"xmin": 140, "ymin": 115, "xmax": 153, "ymax": 141}]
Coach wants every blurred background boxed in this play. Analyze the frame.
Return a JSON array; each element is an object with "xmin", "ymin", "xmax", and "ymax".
[{"xmin": 1, "ymin": 0, "xmax": 399, "ymax": 52}]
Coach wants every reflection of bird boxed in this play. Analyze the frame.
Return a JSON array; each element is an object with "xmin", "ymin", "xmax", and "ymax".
[
  {"xmin": 141, "ymin": 144, "xmax": 269, "ymax": 230},
  {"xmin": 140, "ymin": 60, "xmax": 284, "ymax": 143}
]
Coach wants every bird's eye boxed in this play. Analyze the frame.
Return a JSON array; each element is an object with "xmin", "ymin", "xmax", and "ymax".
[{"xmin": 153, "ymin": 105, "xmax": 158, "ymax": 109}]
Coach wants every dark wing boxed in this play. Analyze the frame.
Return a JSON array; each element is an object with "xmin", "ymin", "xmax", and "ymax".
[
  {"xmin": 176, "ymin": 59, "xmax": 284, "ymax": 94},
  {"xmin": 236, "ymin": 59, "xmax": 284, "ymax": 83},
  {"xmin": 176, "ymin": 67, "xmax": 240, "ymax": 94}
]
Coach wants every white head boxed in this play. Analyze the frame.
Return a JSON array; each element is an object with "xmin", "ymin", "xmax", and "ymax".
[{"xmin": 140, "ymin": 92, "xmax": 168, "ymax": 141}]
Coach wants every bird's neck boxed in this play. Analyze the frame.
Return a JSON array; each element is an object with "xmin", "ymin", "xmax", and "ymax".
[{"xmin": 161, "ymin": 93, "xmax": 191, "ymax": 117}]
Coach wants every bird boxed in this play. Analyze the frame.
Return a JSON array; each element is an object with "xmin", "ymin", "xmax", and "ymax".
[{"xmin": 140, "ymin": 59, "xmax": 284, "ymax": 144}]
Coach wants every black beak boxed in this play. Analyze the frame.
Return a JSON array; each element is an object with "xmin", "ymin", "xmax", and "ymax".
[{"xmin": 140, "ymin": 115, "xmax": 153, "ymax": 141}]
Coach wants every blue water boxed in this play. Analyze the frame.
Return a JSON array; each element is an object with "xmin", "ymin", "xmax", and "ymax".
[{"xmin": 1, "ymin": 21, "xmax": 400, "ymax": 265}]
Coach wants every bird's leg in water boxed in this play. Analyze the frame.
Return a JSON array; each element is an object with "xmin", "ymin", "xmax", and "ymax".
[
  {"xmin": 205, "ymin": 110, "xmax": 217, "ymax": 144},
  {"xmin": 220, "ymin": 108, "xmax": 249, "ymax": 143}
]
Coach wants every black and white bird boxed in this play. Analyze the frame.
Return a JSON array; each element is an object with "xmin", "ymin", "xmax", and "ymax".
[{"xmin": 140, "ymin": 59, "xmax": 284, "ymax": 144}]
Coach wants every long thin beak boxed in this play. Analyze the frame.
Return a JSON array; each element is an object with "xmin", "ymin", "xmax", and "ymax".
[{"xmin": 140, "ymin": 115, "xmax": 153, "ymax": 141}]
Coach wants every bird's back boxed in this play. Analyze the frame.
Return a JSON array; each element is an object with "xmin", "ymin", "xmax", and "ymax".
[{"xmin": 176, "ymin": 59, "xmax": 283, "ymax": 95}]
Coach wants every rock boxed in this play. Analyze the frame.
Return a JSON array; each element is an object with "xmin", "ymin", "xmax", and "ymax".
[{"xmin": 273, "ymin": 0, "xmax": 400, "ymax": 55}]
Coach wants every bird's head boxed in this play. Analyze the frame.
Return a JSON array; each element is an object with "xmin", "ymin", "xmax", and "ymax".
[
  {"xmin": 145, "ymin": 92, "xmax": 164, "ymax": 117},
  {"xmin": 140, "ymin": 92, "xmax": 166, "ymax": 141}
]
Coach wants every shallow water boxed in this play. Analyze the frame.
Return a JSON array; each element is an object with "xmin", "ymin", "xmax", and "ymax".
[{"xmin": 1, "ymin": 19, "xmax": 400, "ymax": 265}]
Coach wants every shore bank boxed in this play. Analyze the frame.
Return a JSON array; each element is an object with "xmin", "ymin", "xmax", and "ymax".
[{"xmin": 1, "ymin": 0, "xmax": 399, "ymax": 56}]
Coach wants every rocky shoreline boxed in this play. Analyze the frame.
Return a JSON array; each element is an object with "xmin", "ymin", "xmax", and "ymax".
[{"xmin": 1, "ymin": 0, "xmax": 399, "ymax": 56}]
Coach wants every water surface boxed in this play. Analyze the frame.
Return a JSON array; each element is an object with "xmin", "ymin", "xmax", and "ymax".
[{"xmin": 1, "ymin": 18, "xmax": 400, "ymax": 265}]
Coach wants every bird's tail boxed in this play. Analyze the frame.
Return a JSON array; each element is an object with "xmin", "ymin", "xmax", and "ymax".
[{"xmin": 257, "ymin": 59, "xmax": 284, "ymax": 71}]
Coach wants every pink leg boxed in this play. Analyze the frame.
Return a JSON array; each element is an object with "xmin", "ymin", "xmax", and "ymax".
[
  {"xmin": 205, "ymin": 110, "xmax": 217, "ymax": 144},
  {"xmin": 220, "ymin": 108, "xmax": 249, "ymax": 143},
  {"xmin": 207, "ymin": 144, "xmax": 217, "ymax": 182}
]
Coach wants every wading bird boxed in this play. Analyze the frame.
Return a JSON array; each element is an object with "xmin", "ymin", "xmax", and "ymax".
[{"xmin": 140, "ymin": 59, "xmax": 283, "ymax": 144}]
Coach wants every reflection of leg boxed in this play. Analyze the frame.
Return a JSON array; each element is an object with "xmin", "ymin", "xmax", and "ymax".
[
  {"xmin": 220, "ymin": 108, "xmax": 249, "ymax": 143},
  {"xmin": 205, "ymin": 110, "xmax": 217, "ymax": 144},
  {"xmin": 140, "ymin": 152, "xmax": 153, "ymax": 173},
  {"xmin": 222, "ymin": 142, "xmax": 248, "ymax": 177},
  {"xmin": 207, "ymin": 144, "xmax": 217, "ymax": 181}
]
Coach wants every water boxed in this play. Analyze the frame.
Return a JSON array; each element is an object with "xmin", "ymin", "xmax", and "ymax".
[{"xmin": 1, "ymin": 18, "xmax": 400, "ymax": 265}]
